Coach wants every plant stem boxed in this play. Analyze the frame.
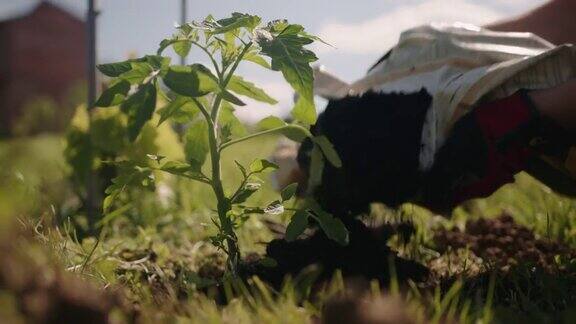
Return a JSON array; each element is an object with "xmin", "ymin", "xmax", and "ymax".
[
  {"xmin": 191, "ymin": 41, "xmax": 222, "ymax": 78},
  {"xmin": 203, "ymin": 42, "xmax": 253, "ymax": 275},
  {"xmin": 207, "ymin": 122, "xmax": 239, "ymax": 274},
  {"xmin": 219, "ymin": 125, "xmax": 308, "ymax": 152},
  {"xmin": 222, "ymin": 42, "xmax": 252, "ymax": 85},
  {"xmin": 210, "ymin": 42, "xmax": 253, "ymax": 122},
  {"xmin": 196, "ymin": 96, "xmax": 239, "ymax": 273}
]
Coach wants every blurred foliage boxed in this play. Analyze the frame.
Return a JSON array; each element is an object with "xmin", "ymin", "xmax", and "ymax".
[
  {"xmin": 0, "ymin": 135, "xmax": 68, "ymax": 223},
  {"xmin": 12, "ymin": 96, "xmax": 59, "ymax": 136},
  {"xmin": 10, "ymin": 82, "xmax": 87, "ymax": 137},
  {"xmin": 63, "ymin": 104, "xmax": 183, "ymax": 231}
]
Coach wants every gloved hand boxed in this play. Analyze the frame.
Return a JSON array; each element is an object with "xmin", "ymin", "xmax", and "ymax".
[
  {"xmin": 273, "ymin": 89, "xmax": 571, "ymax": 215},
  {"xmin": 418, "ymin": 89, "xmax": 570, "ymax": 213}
]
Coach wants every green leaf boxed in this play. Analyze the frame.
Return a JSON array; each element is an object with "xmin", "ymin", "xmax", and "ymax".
[
  {"xmin": 212, "ymin": 32, "xmax": 238, "ymax": 65},
  {"xmin": 99, "ymin": 56, "xmax": 169, "ymax": 78},
  {"xmin": 291, "ymin": 96, "xmax": 317, "ymax": 125},
  {"xmin": 313, "ymin": 208, "xmax": 349, "ymax": 245},
  {"xmin": 279, "ymin": 125, "xmax": 312, "ymax": 142},
  {"xmin": 249, "ymin": 159, "xmax": 278, "ymax": 173},
  {"xmin": 158, "ymin": 26, "xmax": 198, "ymax": 55},
  {"xmin": 173, "ymin": 40, "xmax": 192, "ymax": 57},
  {"xmin": 147, "ymin": 154, "xmax": 165, "ymax": 164},
  {"xmin": 264, "ymin": 200, "xmax": 284, "ymax": 215},
  {"xmin": 120, "ymin": 82, "xmax": 157, "ymax": 141},
  {"xmin": 266, "ymin": 20, "xmax": 290, "ymax": 33},
  {"xmin": 158, "ymin": 39, "xmax": 177, "ymax": 55},
  {"xmin": 220, "ymin": 90, "xmax": 246, "ymax": 106},
  {"xmin": 157, "ymin": 96, "xmax": 196, "ymax": 126},
  {"xmin": 258, "ymin": 26, "xmax": 317, "ymax": 116},
  {"xmin": 176, "ymin": 22, "xmax": 194, "ymax": 35},
  {"xmin": 228, "ymin": 76, "xmax": 277, "ymax": 104},
  {"xmin": 144, "ymin": 55, "xmax": 171, "ymax": 71},
  {"xmin": 120, "ymin": 62, "xmax": 154, "ymax": 84},
  {"xmin": 159, "ymin": 96, "xmax": 205, "ymax": 125},
  {"xmin": 98, "ymin": 61, "xmax": 132, "ymax": 77},
  {"xmin": 184, "ymin": 120, "xmax": 209, "ymax": 171},
  {"xmin": 95, "ymin": 80, "xmax": 131, "ymax": 107},
  {"xmin": 164, "ymin": 64, "xmax": 219, "ymax": 97},
  {"xmin": 281, "ymin": 183, "xmax": 298, "ymax": 201},
  {"xmin": 243, "ymin": 52, "xmax": 271, "ymax": 69},
  {"xmin": 308, "ymin": 145, "xmax": 324, "ymax": 189},
  {"xmin": 313, "ymin": 136, "xmax": 342, "ymax": 168},
  {"xmin": 190, "ymin": 15, "xmax": 219, "ymax": 33},
  {"xmin": 103, "ymin": 164, "xmax": 155, "ymax": 213},
  {"xmin": 102, "ymin": 195, "xmax": 114, "ymax": 214},
  {"xmin": 213, "ymin": 13, "xmax": 261, "ymax": 34},
  {"xmin": 277, "ymin": 24, "xmax": 306, "ymax": 35},
  {"xmin": 257, "ymin": 116, "xmax": 286, "ymax": 129},
  {"xmin": 219, "ymin": 103, "xmax": 247, "ymax": 143},
  {"xmin": 256, "ymin": 117, "xmax": 311, "ymax": 142},
  {"xmin": 160, "ymin": 160, "xmax": 192, "ymax": 173},
  {"xmin": 232, "ymin": 182, "xmax": 261, "ymax": 204},
  {"xmin": 160, "ymin": 160, "xmax": 206, "ymax": 181},
  {"xmin": 301, "ymin": 31, "xmax": 333, "ymax": 48},
  {"xmin": 285, "ymin": 210, "xmax": 308, "ymax": 241}
]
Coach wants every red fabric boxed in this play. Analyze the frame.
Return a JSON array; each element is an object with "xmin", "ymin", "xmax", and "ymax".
[
  {"xmin": 454, "ymin": 93, "xmax": 534, "ymax": 204},
  {"xmin": 474, "ymin": 93, "xmax": 533, "ymax": 138}
]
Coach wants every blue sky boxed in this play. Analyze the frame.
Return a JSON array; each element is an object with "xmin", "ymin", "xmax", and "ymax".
[{"xmin": 10, "ymin": 0, "xmax": 546, "ymax": 121}]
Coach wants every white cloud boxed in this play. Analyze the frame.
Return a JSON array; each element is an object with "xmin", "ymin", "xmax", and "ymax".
[{"xmin": 314, "ymin": 0, "xmax": 504, "ymax": 55}]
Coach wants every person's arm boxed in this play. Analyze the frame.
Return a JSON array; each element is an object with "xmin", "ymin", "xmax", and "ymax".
[
  {"xmin": 419, "ymin": 1, "xmax": 576, "ymax": 212},
  {"xmin": 486, "ymin": 0, "xmax": 576, "ymax": 45},
  {"xmin": 528, "ymin": 79, "xmax": 576, "ymax": 130}
]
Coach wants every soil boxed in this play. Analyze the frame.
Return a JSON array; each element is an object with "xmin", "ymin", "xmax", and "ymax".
[
  {"xmin": 244, "ymin": 219, "xmax": 429, "ymax": 288},
  {"xmin": 0, "ymin": 237, "xmax": 131, "ymax": 324},
  {"xmin": 434, "ymin": 213, "xmax": 576, "ymax": 272},
  {"xmin": 6, "ymin": 214, "xmax": 576, "ymax": 322},
  {"xmin": 320, "ymin": 291, "xmax": 420, "ymax": 324}
]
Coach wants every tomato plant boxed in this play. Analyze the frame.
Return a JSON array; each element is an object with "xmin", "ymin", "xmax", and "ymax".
[{"xmin": 95, "ymin": 13, "xmax": 348, "ymax": 275}]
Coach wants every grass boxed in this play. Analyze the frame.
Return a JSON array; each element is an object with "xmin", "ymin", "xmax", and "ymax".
[{"xmin": 3, "ymin": 133, "xmax": 576, "ymax": 323}]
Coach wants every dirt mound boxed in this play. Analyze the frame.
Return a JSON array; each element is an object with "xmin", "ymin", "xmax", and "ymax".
[
  {"xmin": 246, "ymin": 219, "xmax": 429, "ymax": 288},
  {"xmin": 434, "ymin": 214, "xmax": 576, "ymax": 272},
  {"xmin": 0, "ymin": 239, "xmax": 130, "ymax": 324},
  {"xmin": 321, "ymin": 292, "xmax": 420, "ymax": 324}
]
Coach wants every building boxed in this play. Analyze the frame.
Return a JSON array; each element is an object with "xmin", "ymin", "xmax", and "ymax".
[{"xmin": 0, "ymin": 1, "xmax": 86, "ymax": 136}]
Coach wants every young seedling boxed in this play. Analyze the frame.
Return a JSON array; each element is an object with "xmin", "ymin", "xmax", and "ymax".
[{"xmin": 95, "ymin": 13, "xmax": 348, "ymax": 275}]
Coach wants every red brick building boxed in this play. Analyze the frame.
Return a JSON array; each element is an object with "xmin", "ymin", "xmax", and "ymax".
[{"xmin": 0, "ymin": 1, "xmax": 86, "ymax": 136}]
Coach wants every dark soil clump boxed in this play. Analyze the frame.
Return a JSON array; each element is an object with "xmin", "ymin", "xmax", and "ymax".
[
  {"xmin": 434, "ymin": 213, "xmax": 576, "ymax": 272},
  {"xmin": 245, "ymin": 219, "xmax": 429, "ymax": 288}
]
